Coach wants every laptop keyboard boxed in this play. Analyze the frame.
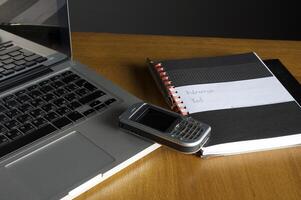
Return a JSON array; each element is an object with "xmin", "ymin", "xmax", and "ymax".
[
  {"xmin": 0, "ymin": 70, "xmax": 117, "ymax": 158},
  {"xmin": 0, "ymin": 41, "xmax": 48, "ymax": 81}
]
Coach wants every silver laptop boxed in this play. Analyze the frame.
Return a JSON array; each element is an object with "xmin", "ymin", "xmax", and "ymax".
[{"xmin": 0, "ymin": 1, "xmax": 159, "ymax": 199}]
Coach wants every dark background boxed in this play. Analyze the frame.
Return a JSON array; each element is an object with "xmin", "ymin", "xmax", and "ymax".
[{"xmin": 69, "ymin": 0, "xmax": 301, "ymax": 40}]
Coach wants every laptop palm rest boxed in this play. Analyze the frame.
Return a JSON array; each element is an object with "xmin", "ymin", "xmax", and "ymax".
[{"xmin": 5, "ymin": 131, "xmax": 115, "ymax": 199}]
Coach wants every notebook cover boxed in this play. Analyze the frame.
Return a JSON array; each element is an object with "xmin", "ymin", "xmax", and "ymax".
[
  {"xmin": 264, "ymin": 59, "xmax": 301, "ymax": 104},
  {"xmin": 148, "ymin": 54, "xmax": 301, "ymax": 149}
]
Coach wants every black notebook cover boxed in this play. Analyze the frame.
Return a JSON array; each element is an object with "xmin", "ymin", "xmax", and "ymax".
[
  {"xmin": 148, "ymin": 54, "xmax": 301, "ymax": 156},
  {"xmin": 264, "ymin": 59, "xmax": 301, "ymax": 104}
]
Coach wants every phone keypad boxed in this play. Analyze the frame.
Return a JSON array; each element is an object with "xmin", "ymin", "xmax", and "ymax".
[{"xmin": 171, "ymin": 117, "xmax": 205, "ymax": 142}]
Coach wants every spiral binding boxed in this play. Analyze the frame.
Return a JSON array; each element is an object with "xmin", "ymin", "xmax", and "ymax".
[{"xmin": 154, "ymin": 63, "xmax": 189, "ymax": 116}]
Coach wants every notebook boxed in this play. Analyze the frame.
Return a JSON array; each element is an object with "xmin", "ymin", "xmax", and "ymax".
[{"xmin": 147, "ymin": 53, "xmax": 301, "ymax": 157}]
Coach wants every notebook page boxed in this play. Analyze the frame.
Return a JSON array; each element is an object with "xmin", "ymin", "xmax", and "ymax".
[{"xmin": 176, "ymin": 76, "xmax": 294, "ymax": 114}]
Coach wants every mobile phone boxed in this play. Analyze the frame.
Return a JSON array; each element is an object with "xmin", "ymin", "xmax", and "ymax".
[{"xmin": 119, "ymin": 102, "xmax": 211, "ymax": 154}]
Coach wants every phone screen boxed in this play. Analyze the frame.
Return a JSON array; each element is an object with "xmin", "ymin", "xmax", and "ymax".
[{"xmin": 136, "ymin": 108, "xmax": 179, "ymax": 132}]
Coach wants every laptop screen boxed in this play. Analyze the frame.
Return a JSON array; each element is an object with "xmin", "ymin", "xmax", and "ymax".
[{"xmin": 0, "ymin": 0, "xmax": 71, "ymax": 57}]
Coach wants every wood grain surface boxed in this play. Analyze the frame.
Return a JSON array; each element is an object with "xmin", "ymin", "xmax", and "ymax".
[{"xmin": 72, "ymin": 32, "xmax": 301, "ymax": 200}]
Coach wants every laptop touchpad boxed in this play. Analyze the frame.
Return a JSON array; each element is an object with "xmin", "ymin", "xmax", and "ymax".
[{"xmin": 5, "ymin": 132, "xmax": 114, "ymax": 199}]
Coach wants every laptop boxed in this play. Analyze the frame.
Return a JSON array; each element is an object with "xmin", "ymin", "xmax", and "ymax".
[{"xmin": 0, "ymin": 1, "xmax": 159, "ymax": 199}]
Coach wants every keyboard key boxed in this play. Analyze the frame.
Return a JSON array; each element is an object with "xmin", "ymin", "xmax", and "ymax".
[
  {"xmin": 0, "ymin": 125, "xmax": 7, "ymax": 133},
  {"xmin": 4, "ymin": 63, "xmax": 15, "ymax": 69},
  {"xmin": 0, "ymin": 105, "xmax": 7, "ymax": 112},
  {"xmin": 13, "ymin": 54, "xmax": 24, "ymax": 61},
  {"xmin": 82, "ymin": 109, "xmax": 96, "ymax": 116},
  {"xmin": 75, "ymin": 79, "xmax": 86, "ymax": 87},
  {"xmin": 21, "ymin": 49, "xmax": 34, "ymax": 57},
  {"xmin": 52, "ymin": 117, "xmax": 72, "ymax": 129},
  {"xmin": 56, "ymin": 106, "xmax": 71, "ymax": 116},
  {"xmin": 4, "ymin": 119, "xmax": 20, "ymax": 129},
  {"xmin": 41, "ymin": 103, "xmax": 56, "ymax": 112},
  {"xmin": 39, "ymin": 80, "xmax": 51, "ymax": 86},
  {"xmin": 62, "ymin": 71, "xmax": 73, "ymax": 77},
  {"xmin": 14, "ymin": 65, "xmax": 26, "ymax": 71},
  {"xmin": 5, "ymin": 129, "xmax": 22, "ymax": 140},
  {"xmin": 0, "ymin": 114, "xmax": 9, "ymax": 122},
  {"xmin": 18, "ymin": 123, "xmax": 35, "ymax": 134},
  {"xmin": 1, "ymin": 69, "xmax": 14, "ymax": 76},
  {"xmin": 15, "ymin": 89, "xmax": 27, "ymax": 96},
  {"xmin": 18, "ymin": 103, "xmax": 34, "ymax": 113},
  {"xmin": 14, "ymin": 60, "xmax": 26, "ymax": 66},
  {"xmin": 54, "ymin": 88, "xmax": 68, "ymax": 96},
  {"xmin": 40, "ymin": 85, "xmax": 54, "ymax": 93},
  {"xmin": 79, "ymin": 90, "xmax": 105, "ymax": 104},
  {"xmin": 51, "ymin": 81, "xmax": 65, "ymax": 88},
  {"xmin": 64, "ymin": 93, "xmax": 77, "ymax": 102},
  {"xmin": 0, "ymin": 46, "xmax": 21, "ymax": 56},
  {"xmin": 29, "ymin": 108, "xmax": 44, "ymax": 118},
  {"xmin": 68, "ymin": 101, "xmax": 82, "ymax": 109},
  {"xmin": 25, "ymin": 61, "xmax": 36, "ymax": 67},
  {"xmin": 84, "ymin": 82, "xmax": 97, "ymax": 91},
  {"xmin": 35, "ymin": 57, "xmax": 47, "ymax": 63},
  {"xmin": 105, "ymin": 98, "xmax": 117, "ymax": 106},
  {"xmin": 31, "ymin": 117, "xmax": 48, "ymax": 128},
  {"xmin": 62, "ymin": 74, "xmax": 80, "ymax": 84},
  {"xmin": 53, "ymin": 98, "xmax": 68, "ymax": 107},
  {"xmin": 9, "ymin": 51, "xmax": 21, "ymax": 57},
  {"xmin": 16, "ymin": 94, "xmax": 31, "ymax": 103},
  {"xmin": 2, "ymin": 94, "xmax": 15, "ymax": 102},
  {"xmin": 0, "ymin": 135, "xmax": 9, "ymax": 145},
  {"xmin": 5, "ymin": 99, "xmax": 20, "ymax": 108},
  {"xmin": 44, "ymin": 112, "xmax": 60, "ymax": 122},
  {"xmin": 64, "ymin": 83, "xmax": 78, "ymax": 91},
  {"xmin": 75, "ymin": 88, "xmax": 89, "ymax": 96},
  {"xmin": 25, "ymin": 54, "xmax": 41, "ymax": 62},
  {"xmin": 50, "ymin": 75, "xmax": 62, "ymax": 81},
  {"xmin": 5, "ymin": 109, "xmax": 21, "ymax": 118},
  {"xmin": 28, "ymin": 90, "xmax": 43, "ymax": 98},
  {"xmin": 67, "ymin": 111, "xmax": 84, "ymax": 122},
  {"xmin": 41, "ymin": 93, "xmax": 56, "ymax": 102},
  {"xmin": 27, "ymin": 84, "xmax": 38, "ymax": 91},
  {"xmin": 0, "ymin": 55, "xmax": 10, "ymax": 60},
  {"xmin": 94, "ymin": 104, "xmax": 106, "ymax": 111},
  {"xmin": 17, "ymin": 114, "xmax": 32, "ymax": 123},
  {"xmin": 29, "ymin": 98, "xmax": 44, "ymax": 107},
  {"xmin": 90, "ymin": 100, "xmax": 102, "ymax": 107},
  {"xmin": 3, "ymin": 43, "xmax": 13, "ymax": 48},
  {"xmin": 2, "ymin": 58, "xmax": 14, "ymax": 65}
]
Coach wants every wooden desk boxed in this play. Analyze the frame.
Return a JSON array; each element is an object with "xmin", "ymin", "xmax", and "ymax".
[{"xmin": 73, "ymin": 33, "xmax": 301, "ymax": 200}]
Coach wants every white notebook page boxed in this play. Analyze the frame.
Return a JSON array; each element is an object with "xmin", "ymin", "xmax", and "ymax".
[{"xmin": 176, "ymin": 76, "xmax": 294, "ymax": 114}]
